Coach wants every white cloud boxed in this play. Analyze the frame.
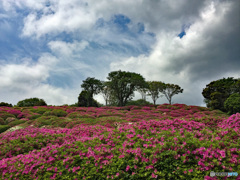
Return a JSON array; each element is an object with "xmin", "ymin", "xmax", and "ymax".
[
  {"xmin": 48, "ymin": 40, "xmax": 89, "ymax": 57},
  {"xmin": 0, "ymin": 53, "xmax": 77, "ymax": 105},
  {"xmin": 110, "ymin": 0, "xmax": 239, "ymax": 106},
  {"xmin": 21, "ymin": 0, "xmax": 99, "ymax": 38},
  {"xmin": 0, "ymin": 0, "xmax": 239, "ymax": 106}
]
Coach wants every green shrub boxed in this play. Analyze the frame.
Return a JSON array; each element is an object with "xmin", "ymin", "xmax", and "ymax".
[
  {"xmin": 30, "ymin": 107, "xmax": 48, "ymax": 114},
  {"xmin": 51, "ymin": 117, "xmax": 72, "ymax": 128},
  {"xmin": 51, "ymin": 109, "xmax": 68, "ymax": 117},
  {"xmin": 8, "ymin": 120, "xmax": 26, "ymax": 127},
  {"xmin": 0, "ymin": 125, "xmax": 10, "ymax": 133},
  {"xmin": 42, "ymin": 111, "xmax": 53, "ymax": 116},
  {"xmin": 28, "ymin": 114, "xmax": 42, "ymax": 120},
  {"xmin": 42, "ymin": 109, "xmax": 67, "ymax": 117},
  {"xmin": 5, "ymin": 117, "xmax": 17, "ymax": 123},
  {"xmin": 17, "ymin": 97, "xmax": 47, "ymax": 107},
  {"xmin": 69, "ymin": 103, "xmax": 78, "ymax": 107},
  {"xmin": 67, "ymin": 112, "xmax": 93, "ymax": 119},
  {"xmin": 0, "ymin": 111, "xmax": 15, "ymax": 120},
  {"xmin": 126, "ymin": 99, "xmax": 153, "ymax": 106},
  {"xmin": 224, "ymin": 93, "xmax": 240, "ymax": 114},
  {"xmin": 0, "ymin": 102, "xmax": 13, "ymax": 107},
  {"xmin": 78, "ymin": 90, "xmax": 98, "ymax": 107},
  {"xmin": 34, "ymin": 116, "xmax": 59, "ymax": 127},
  {"xmin": 0, "ymin": 117, "xmax": 5, "ymax": 125}
]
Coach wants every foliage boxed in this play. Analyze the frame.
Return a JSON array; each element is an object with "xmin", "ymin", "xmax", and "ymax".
[
  {"xmin": 69, "ymin": 103, "xmax": 78, "ymax": 107},
  {"xmin": 0, "ymin": 125, "xmax": 10, "ymax": 133},
  {"xmin": 78, "ymin": 91, "xmax": 99, "ymax": 107},
  {"xmin": 161, "ymin": 83, "xmax": 184, "ymax": 105},
  {"xmin": 17, "ymin": 97, "xmax": 47, "ymax": 107},
  {"xmin": 30, "ymin": 107, "xmax": 49, "ymax": 114},
  {"xmin": 0, "ymin": 102, "xmax": 13, "ymax": 107},
  {"xmin": 100, "ymin": 81, "xmax": 113, "ymax": 106},
  {"xmin": 0, "ymin": 118, "xmax": 5, "ymax": 125},
  {"xmin": 107, "ymin": 70, "xmax": 147, "ymax": 106},
  {"xmin": 0, "ymin": 105, "xmax": 239, "ymax": 179},
  {"xmin": 126, "ymin": 99, "xmax": 153, "ymax": 106},
  {"xmin": 147, "ymin": 81, "xmax": 165, "ymax": 105},
  {"xmin": 202, "ymin": 77, "xmax": 240, "ymax": 111},
  {"xmin": 224, "ymin": 93, "xmax": 240, "ymax": 115},
  {"xmin": 8, "ymin": 120, "xmax": 26, "ymax": 127},
  {"xmin": 81, "ymin": 77, "xmax": 103, "ymax": 97},
  {"xmin": 46, "ymin": 109, "xmax": 68, "ymax": 117},
  {"xmin": 0, "ymin": 111, "xmax": 15, "ymax": 120}
]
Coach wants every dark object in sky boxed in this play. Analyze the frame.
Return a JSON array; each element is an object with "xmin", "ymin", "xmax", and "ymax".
[{"xmin": 178, "ymin": 31, "xmax": 186, "ymax": 38}]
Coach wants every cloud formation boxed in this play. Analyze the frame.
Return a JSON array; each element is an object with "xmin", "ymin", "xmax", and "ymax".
[{"xmin": 0, "ymin": 0, "xmax": 239, "ymax": 106}]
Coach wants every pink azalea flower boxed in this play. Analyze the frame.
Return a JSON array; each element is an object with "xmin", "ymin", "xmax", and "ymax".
[
  {"xmin": 189, "ymin": 169, "xmax": 193, "ymax": 172},
  {"xmin": 152, "ymin": 173, "xmax": 158, "ymax": 178},
  {"xmin": 126, "ymin": 165, "xmax": 130, "ymax": 171}
]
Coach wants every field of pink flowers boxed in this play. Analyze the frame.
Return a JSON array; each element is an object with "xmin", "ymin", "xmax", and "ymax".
[{"xmin": 0, "ymin": 104, "xmax": 239, "ymax": 179}]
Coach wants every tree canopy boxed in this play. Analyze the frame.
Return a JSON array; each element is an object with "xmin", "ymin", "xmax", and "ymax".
[
  {"xmin": 224, "ymin": 93, "xmax": 240, "ymax": 115},
  {"xmin": 81, "ymin": 77, "xmax": 103, "ymax": 97},
  {"xmin": 17, "ymin": 98, "xmax": 47, "ymax": 107},
  {"xmin": 161, "ymin": 83, "xmax": 183, "ymax": 105},
  {"xmin": 147, "ymin": 81, "xmax": 164, "ymax": 105},
  {"xmin": 78, "ymin": 71, "xmax": 184, "ymax": 107},
  {"xmin": 106, "ymin": 70, "xmax": 146, "ymax": 106},
  {"xmin": 78, "ymin": 90, "xmax": 98, "ymax": 107},
  {"xmin": 202, "ymin": 77, "xmax": 239, "ymax": 111}
]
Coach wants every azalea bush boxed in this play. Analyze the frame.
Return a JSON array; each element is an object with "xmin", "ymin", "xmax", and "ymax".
[{"xmin": 0, "ymin": 104, "xmax": 239, "ymax": 179}]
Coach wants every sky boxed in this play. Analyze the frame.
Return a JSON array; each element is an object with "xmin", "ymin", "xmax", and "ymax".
[{"xmin": 0, "ymin": 0, "xmax": 239, "ymax": 106}]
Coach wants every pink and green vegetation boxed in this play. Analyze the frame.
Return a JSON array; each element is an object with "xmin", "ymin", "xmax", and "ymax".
[{"xmin": 0, "ymin": 104, "xmax": 239, "ymax": 179}]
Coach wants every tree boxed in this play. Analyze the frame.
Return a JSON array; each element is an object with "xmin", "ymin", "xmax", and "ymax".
[
  {"xmin": 17, "ymin": 98, "xmax": 47, "ymax": 107},
  {"xmin": 202, "ymin": 77, "xmax": 239, "ymax": 111},
  {"xmin": 81, "ymin": 77, "xmax": 103, "ymax": 97},
  {"xmin": 224, "ymin": 93, "xmax": 240, "ymax": 115},
  {"xmin": 161, "ymin": 83, "xmax": 183, "ymax": 105},
  {"xmin": 0, "ymin": 102, "xmax": 13, "ymax": 107},
  {"xmin": 107, "ymin": 70, "xmax": 146, "ymax": 106},
  {"xmin": 137, "ymin": 82, "xmax": 149, "ymax": 101},
  {"xmin": 100, "ymin": 81, "xmax": 112, "ymax": 106},
  {"xmin": 147, "ymin": 81, "xmax": 164, "ymax": 105},
  {"xmin": 78, "ymin": 90, "xmax": 98, "ymax": 107},
  {"xmin": 80, "ymin": 77, "xmax": 103, "ymax": 107}
]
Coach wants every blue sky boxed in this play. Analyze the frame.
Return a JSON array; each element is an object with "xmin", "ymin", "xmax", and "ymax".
[{"xmin": 0, "ymin": 0, "xmax": 239, "ymax": 106}]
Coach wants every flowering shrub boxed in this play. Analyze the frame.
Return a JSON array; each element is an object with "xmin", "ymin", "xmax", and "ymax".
[
  {"xmin": 0, "ymin": 125, "xmax": 10, "ymax": 133},
  {"xmin": 0, "ymin": 111, "xmax": 15, "ymax": 120},
  {"xmin": 0, "ymin": 118, "xmax": 5, "ymax": 125},
  {"xmin": 0, "ymin": 104, "xmax": 239, "ymax": 179}
]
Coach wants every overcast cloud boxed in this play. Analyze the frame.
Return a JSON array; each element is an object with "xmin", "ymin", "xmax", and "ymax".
[{"xmin": 0, "ymin": 0, "xmax": 239, "ymax": 106}]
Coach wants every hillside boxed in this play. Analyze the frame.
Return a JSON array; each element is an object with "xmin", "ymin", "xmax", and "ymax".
[{"xmin": 0, "ymin": 104, "xmax": 239, "ymax": 179}]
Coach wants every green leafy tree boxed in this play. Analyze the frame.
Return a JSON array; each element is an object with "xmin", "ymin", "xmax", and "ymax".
[
  {"xmin": 78, "ymin": 91, "xmax": 98, "ymax": 107},
  {"xmin": 0, "ymin": 102, "xmax": 13, "ymax": 107},
  {"xmin": 81, "ymin": 77, "xmax": 103, "ymax": 97},
  {"xmin": 17, "ymin": 98, "xmax": 47, "ymax": 107},
  {"xmin": 147, "ymin": 81, "xmax": 165, "ymax": 105},
  {"xmin": 126, "ymin": 99, "xmax": 153, "ymax": 106},
  {"xmin": 100, "ymin": 81, "xmax": 113, "ymax": 106},
  {"xmin": 224, "ymin": 93, "xmax": 240, "ymax": 114},
  {"xmin": 202, "ymin": 77, "xmax": 239, "ymax": 111},
  {"xmin": 107, "ymin": 70, "xmax": 146, "ymax": 106},
  {"xmin": 161, "ymin": 83, "xmax": 183, "ymax": 105}
]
